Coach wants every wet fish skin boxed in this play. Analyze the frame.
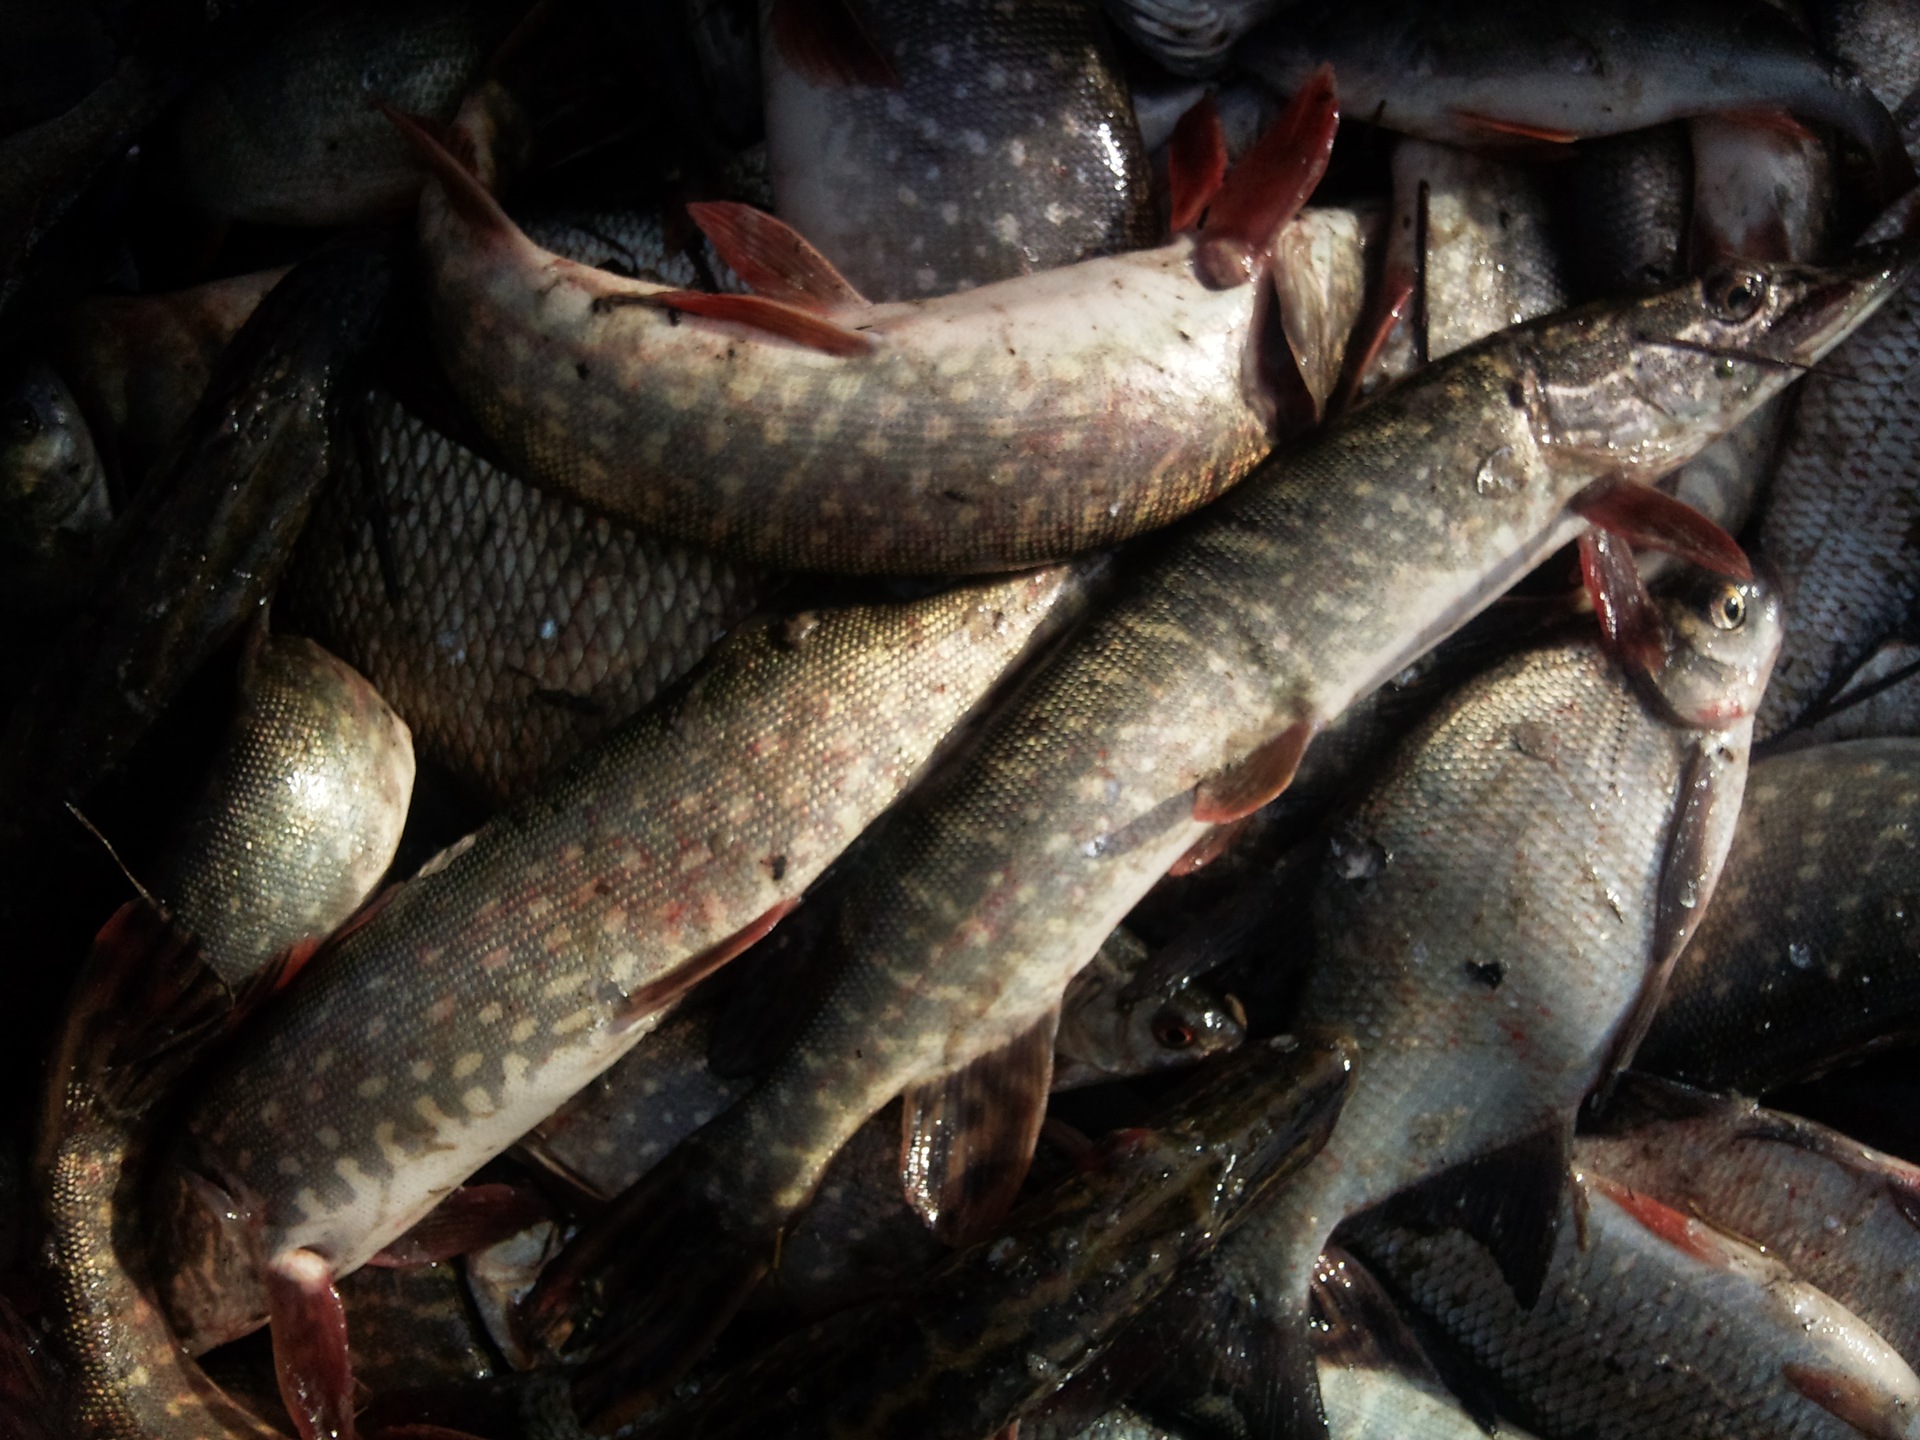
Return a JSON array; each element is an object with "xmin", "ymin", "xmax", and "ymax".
[
  {"xmin": 1239, "ymin": 0, "xmax": 1914, "ymax": 194},
  {"xmin": 1580, "ymin": 1080, "xmax": 1920, "ymax": 1368},
  {"xmin": 596, "ymin": 1034, "xmax": 1355, "ymax": 1437},
  {"xmin": 151, "ymin": 634, "xmax": 415, "ymax": 986},
  {"xmin": 1565, "ymin": 126, "xmax": 1691, "ymax": 299},
  {"xmin": 528, "ymin": 252, "xmax": 1894, "ymax": 1373},
  {"xmin": 1815, "ymin": 0, "xmax": 1920, "ymax": 117},
  {"xmin": 281, "ymin": 391, "xmax": 762, "ymax": 804},
  {"xmin": 1349, "ymin": 1169, "xmax": 1920, "ymax": 1440},
  {"xmin": 1637, "ymin": 738, "xmax": 1920, "ymax": 1091},
  {"xmin": 764, "ymin": 0, "xmax": 1159, "ymax": 301},
  {"xmin": 157, "ymin": 564, "xmax": 1091, "ymax": 1353}
]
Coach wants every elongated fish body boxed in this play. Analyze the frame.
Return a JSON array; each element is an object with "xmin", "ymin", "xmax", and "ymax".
[
  {"xmin": 598, "ymin": 1036, "xmax": 1354, "ymax": 1437},
  {"xmin": 1580, "ymin": 1083, "xmax": 1920, "ymax": 1367},
  {"xmin": 152, "ymin": 635, "xmax": 415, "ymax": 986},
  {"xmin": 163, "ymin": 0, "xmax": 507, "ymax": 227},
  {"xmin": 763, "ymin": 0, "xmax": 1157, "ymax": 300},
  {"xmin": 1799, "ymin": 638, "xmax": 1920, "ymax": 743},
  {"xmin": 40, "ymin": 904, "xmax": 285, "ymax": 1439},
  {"xmin": 1637, "ymin": 738, "xmax": 1920, "ymax": 1091},
  {"xmin": 1566, "ymin": 126, "xmax": 1691, "ymax": 298},
  {"xmin": 1240, "ymin": 0, "xmax": 1913, "ymax": 193},
  {"xmin": 417, "ymin": 159, "xmax": 1325, "ymax": 573},
  {"xmin": 281, "ymin": 391, "xmax": 762, "ymax": 804},
  {"xmin": 531, "ymin": 255, "xmax": 1896, "ymax": 1374},
  {"xmin": 158, "ymin": 565, "xmax": 1089, "ymax": 1351},
  {"xmin": 1755, "ymin": 270, "xmax": 1920, "ymax": 739},
  {"xmin": 1350, "ymin": 1171, "xmax": 1920, "ymax": 1440}
]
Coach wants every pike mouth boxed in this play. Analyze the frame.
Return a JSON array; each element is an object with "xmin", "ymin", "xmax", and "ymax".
[{"xmin": 1764, "ymin": 247, "xmax": 1917, "ymax": 365}]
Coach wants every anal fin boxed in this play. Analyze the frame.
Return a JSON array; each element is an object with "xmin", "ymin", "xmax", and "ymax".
[
  {"xmin": 615, "ymin": 897, "xmax": 800, "ymax": 1029},
  {"xmin": 1193, "ymin": 719, "xmax": 1317, "ymax": 824},
  {"xmin": 265, "ymin": 1249, "xmax": 356, "ymax": 1440},
  {"xmin": 1167, "ymin": 817, "xmax": 1252, "ymax": 877},
  {"xmin": 901, "ymin": 1005, "xmax": 1060, "ymax": 1245},
  {"xmin": 1168, "ymin": 93, "xmax": 1229, "ymax": 235},
  {"xmin": 683, "ymin": 202, "xmax": 869, "ymax": 313},
  {"xmin": 610, "ymin": 290, "xmax": 874, "ymax": 357},
  {"xmin": 1571, "ymin": 477, "xmax": 1752, "ymax": 580}
]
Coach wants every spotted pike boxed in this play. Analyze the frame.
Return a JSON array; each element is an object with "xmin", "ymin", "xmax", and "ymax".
[
  {"xmin": 282, "ymin": 390, "xmax": 762, "ymax": 804},
  {"xmin": 153, "ymin": 564, "xmax": 1092, "ymax": 1374},
  {"xmin": 151, "ymin": 634, "xmax": 414, "ymax": 986},
  {"xmin": 401, "ymin": 72, "xmax": 1341, "ymax": 572},
  {"xmin": 523, "ymin": 253, "xmax": 1898, "ymax": 1384},
  {"xmin": 1636, "ymin": 738, "xmax": 1920, "ymax": 1092}
]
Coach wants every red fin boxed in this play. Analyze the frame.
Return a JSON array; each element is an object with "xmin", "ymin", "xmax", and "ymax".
[
  {"xmin": 1571, "ymin": 477, "xmax": 1752, "ymax": 580},
  {"xmin": 1592, "ymin": 1177, "xmax": 1727, "ymax": 1267},
  {"xmin": 1783, "ymin": 1363, "xmax": 1917, "ymax": 1440},
  {"xmin": 684, "ymin": 202, "xmax": 868, "ymax": 312},
  {"xmin": 769, "ymin": 0, "xmax": 900, "ymax": 88},
  {"xmin": 616, "ymin": 897, "xmax": 800, "ymax": 1026},
  {"xmin": 1193, "ymin": 64, "xmax": 1338, "ymax": 289},
  {"xmin": 1717, "ymin": 107, "xmax": 1820, "ymax": 145},
  {"xmin": 1578, "ymin": 530, "xmax": 1665, "ymax": 677},
  {"xmin": 366, "ymin": 1183, "xmax": 549, "ymax": 1268},
  {"xmin": 1452, "ymin": 111, "xmax": 1581, "ymax": 144},
  {"xmin": 1167, "ymin": 816, "xmax": 1252, "ymax": 877},
  {"xmin": 379, "ymin": 103, "xmax": 515, "ymax": 239},
  {"xmin": 1168, "ymin": 94, "xmax": 1230, "ymax": 235},
  {"xmin": 1330, "ymin": 252, "xmax": 1416, "ymax": 417},
  {"xmin": 1193, "ymin": 719, "xmax": 1317, "ymax": 824},
  {"xmin": 901, "ymin": 1006, "xmax": 1059, "ymax": 1245},
  {"xmin": 265, "ymin": 1249, "xmax": 357, "ymax": 1440},
  {"xmin": 623, "ymin": 290, "xmax": 874, "ymax": 357}
]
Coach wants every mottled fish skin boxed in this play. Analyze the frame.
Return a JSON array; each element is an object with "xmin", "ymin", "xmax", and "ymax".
[
  {"xmin": 586, "ymin": 252, "xmax": 1880, "ymax": 1316},
  {"xmin": 1637, "ymin": 738, "xmax": 1920, "ymax": 1092},
  {"xmin": 1565, "ymin": 126, "xmax": 1692, "ymax": 299},
  {"xmin": 163, "ymin": 0, "xmax": 508, "ymax": 227},
  {"xmin": 281, "ymin": 391, "xmax": 762, "ymax": 804},
  {"xmin": 157, "ymin": 565, "xmax": 1090, "ymax": 1351},
  {"xmin": 151, "ymin": 634, "xmax": 415, "ymax": 986},
  {"xmin": 1239, "ymin": 0, "xmax": 1913, "ymax": 193},
  {"xmin": 1350, "ymin": 1170, "xmax": 1920, "ymax": 1440},
  {"xmin": 38, "ymin": 903, "xmax": 285, "ymax": 1440},
  {"xmin": 1755, "ymin": 270, "xmax": 1920, "ymax": 739},
  {"xmin": 601, "ymin": 1035, "xmax": 1355, "ymax": 1438},
  {"xmin": 763, "ymin": 0, "xmax": 1158, "ymax": 301},
  {"xmin": 1100, "ymin": 0, "xmax": 1286, "ymax": 76},
  {"xmin": 1580, "ymin": 1082, "xmax": 1920, "ymax": 1368},
  {"xmin": 336, "ymin": 1261, "xmax": 496, "ymax": 1393},
  {"xmin": 418, "ymin": 152, "xmax": 1329, "ymax": 574}
]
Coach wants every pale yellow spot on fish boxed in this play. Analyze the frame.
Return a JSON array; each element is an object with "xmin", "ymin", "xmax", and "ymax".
[
  {"xmin": 277, "ymin": 1156, "xmax": 302, "ymax": 1177},
  {"xmin": 480, "ymin": 946, "xmax": 511, "ymax": 973},
  {"xmin": 313, "ymin": 1050, "xmax": 335, "ymax": 1075},
  {"xmin": 453, "ymin": 1052, "xmax": 484, "ymax": 1080},
  {"xmin": 416, "ymin": 1095, "xmax": 455, "ymax": 1129},
  {"xmin": 356, "ymin": 1076, "xmax": 387, "ymax": 1099},
  {"xmin": 551, "ymin": 1006, "xmax": 597, "ymax": 1037},
  {"xmin": 411, "ymin": 1059, "xmax": 434, "ymax": 1081},
  {"xmin": 317, "ymin": 1127, "xmax": 340, "ymax": 1150},
  {"xmin": 510, "ymin": 1017, "xmax": 537, "ymax": 1044},
  {"xmin": 462, "ymin": 1086, "xmax": 496, "ymax": 1116},
  {"xmin": 478, "ymin": 1001, "xmax": 504, "ymax": 1025},
  {"xmin": 503, "ymin": 1053, "xmax": 530, "ymax": 1090},
  {"xmin": 428, "ymin": 996, "xmax": 456, "ymax": 1024},
  {"xmin": 543, "ymin": 972, "xmax": 581, "ymax": 1000},
  {"xmin": 601, "ymin": 907, "xmax": 630, "ymax": 936}
]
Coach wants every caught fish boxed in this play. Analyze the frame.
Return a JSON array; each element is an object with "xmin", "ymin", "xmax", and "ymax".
[
  {"xmin": 763, "ymin": 0, "xmax": 1158, "ymax": 300},
  {"xmin": 1636, "ymin": 738, "xmax": 1920, "ymax": 1092},
  {"xmin": 582, "ymin": 1034, "xmax": 1354, "ymax": 1435},
  {"xmin": 1564, "ymin": 126, "xmax": 1691, "ymax": 298},
  {"xmin": 399, "ymin": 72, "xmax": 1341, "ymax": 572},
  {"xmin": 151, "ymin": 633, "xmax": 415, "ymax": 986},
  {"xmin": 152, "ymin": 564, "xmax": 1094, "ymax": 1434},
  {"xmin": 1239, "ymin": 0, "xmax": 1914, "ymax": 197},
  {"xmin": 281, "ymin": 390, "xmax": 762, "ymax": 804},
  {"xmin": 1581, "ymin": 1076, "xmax": 1920, "ymax": 1368},
  {"xmin": 0, "ymin": 356, "xmax": 111, "ymax": 631},
  {"xmin": 523, "ymin": 253, "xmax": 1886, "ymax": 1387},
  {"xmin": 1051, "ymin": 925, "xmax": 1247, "ymax": 1090},
  {"xmin": 1349, "ymin": 1169, "xmax": 1920, "ymax": 1440}
]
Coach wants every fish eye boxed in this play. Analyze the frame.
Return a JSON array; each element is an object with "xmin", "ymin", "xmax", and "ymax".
[
  {"xmin": 1150, "ymin": 1013, "xmax": 1197, "ymax": 1050},
  {"xmin": 1707, "ymin": 268, "xmax": 1767, "ymax": 323},
  {"xmin": 0, "ymin": 399, "xmax": 37, "ymax": 442},
  {"xmin": 1709, "ymin": 585, "xmax": 1746, "ymax": 630}
]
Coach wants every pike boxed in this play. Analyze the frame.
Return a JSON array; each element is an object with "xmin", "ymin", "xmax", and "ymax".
[
  {"xmin": 523, "ymin": 251, "xmax": 1904, "ymax": 1390},
  {"xmin": 149, "ymin": 564, "xmax": 1094, "ymax": 1437},
  {"xmin": 394, "ymin": 70, "xmax": 1342, "ymax": 573}
]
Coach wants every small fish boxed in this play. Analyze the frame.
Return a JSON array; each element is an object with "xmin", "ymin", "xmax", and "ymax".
[
  {"xmin": 1636, "ymin": 738, "xmax": 1920, "ymax": 1092},
  {"xmin": 151, "ymin": 633, "xmax": 415, "ymax": 985},
  {"xmin": 1350, "ymin": 1169, "xmax": 1920, "ymax": 1440},
  {"xmin": 0, "ymin": 357, "xmax": 110, "ymax": 562},
  {"xmin": 762, "ymin": 0, "xmax": 1159, "ymax": 300},
  {"xmin": 1051, "ymin": 925, "xmax": 1247, "ymax": 1091}
]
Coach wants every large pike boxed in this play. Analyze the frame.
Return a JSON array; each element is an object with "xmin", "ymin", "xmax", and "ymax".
[{"xmin": 523, "ymin": 252, "xmax": 1901, "ymax": 1384}]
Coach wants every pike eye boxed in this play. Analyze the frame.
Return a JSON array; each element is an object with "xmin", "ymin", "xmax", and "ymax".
[
  {"xmin": 1710, "ymin": 585, "xmax": 1746, "ymax": 630},
  {"xmin": 1708, "ymin": 269, "xmax": 1767, "ymax": 322},
  {"xmin": 1150, "ymin": 1014, "xmax": 1197, "ymax": 1050}
]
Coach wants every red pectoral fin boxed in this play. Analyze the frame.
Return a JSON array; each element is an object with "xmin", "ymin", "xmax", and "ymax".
[
  {"xmin": 1193, "ymin": 719, "xmax": 1318, "ymax": 824},
  {"xmin": 627, "ymin": 291, "xmax": 875, "ymax": 356},
  {"xmin": 1168, "ymin": 94, "xmax": 1230, "ymax": 235},
  {"xmin": 1783, "ymin": 1364, "xmax": 1918, "ymax": 1440},
  {"xmin": 1167, "ymin": 817, "xmax": 1252, "ymax": 877},
  {"xmin": 1578, "ymin": 529, "xmax": 1665, "ymax": 677},
  {"xmin": 615, "ymin": 897, "xmax": 800, "ymax": 1028},
  {"xmin": 684, "ymin": 202, "xmax": 869, "ymax": 313},
  {"xmin": 1572, "ymin": 477, "xmax": 1752, "ymax": 578},
  {"xmin": 1451, "ymin": 111, "xmax": 1582, "ymax": 145},
  {"xmin": 1193, "ymin": 64, "xmax": 1338, "ymax": 288},
  {"xmin": 1591, "ymin": 1175, "xmax": 1728, "ymax": 1267},
  {"xmin": 769, "ymin": 0, "xmax": 900, "ymax": 87},
  {"xmin": 366, "ymin": 1184, "xmax": 549, "ymax": 1268},
  {"xmin": 265, "ymin": 1249, "xmax": 357, "ymax": 1440}
]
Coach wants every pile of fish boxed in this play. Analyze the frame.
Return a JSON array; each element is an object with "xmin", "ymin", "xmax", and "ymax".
[{"xmin": 1, "ymin": 0, "xmax": 1918, "ymax": 1436}]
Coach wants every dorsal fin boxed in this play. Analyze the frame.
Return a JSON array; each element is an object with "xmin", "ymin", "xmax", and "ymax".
[
  {"xmin": 1168, "ymin": 93, "xmax": 1230, "ymax": 235},
  {"xmin": 1193, "ymin": 65, "xmax": 1339, "ymax": 289},
  {"xmin": 684, "ymin": 202, "xmax": 869, "ymax": 313}
]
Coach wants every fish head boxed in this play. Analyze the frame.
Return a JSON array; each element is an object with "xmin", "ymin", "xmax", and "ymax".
[
  {"xmin": 0, "ymin": 360, "xmax": 108, "ymax": 551},
  {"xmin": 1131, "ymin": 982, "xmax": 1250, "ymax": 1074},
  {"xmin": 1528, "ymin": 248, "xmax": 1916, "ymax": 484},
  {"xmin": 1650, "ymin": 564, "xmax": 1785, "ymax": 730}
]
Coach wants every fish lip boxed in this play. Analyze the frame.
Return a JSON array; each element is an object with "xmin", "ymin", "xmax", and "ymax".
[{"xmin": 1765, "ymin": 244, "xmax": 1918, "ymax": 365}]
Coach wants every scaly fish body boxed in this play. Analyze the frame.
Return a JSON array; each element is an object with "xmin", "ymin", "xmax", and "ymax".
[
  {"xmin": 282, "ymin": 391, "xmax": 762, "ymax": 804},
  {"xmin": 1566, "ymin": 125, "xmax": 1691, "ymax": 298},
  {"xmin": 1637, "ymin": 738, "xmax": 1920, "ymax": 1090},
  {"xmin": 158, "ymin": 565, "xmax": 1089, "ymax": 1351},
  {"xmin": 1798, "ymin": 638, "xmax": 1920, "ymax": 742},
  {"xmin": 152, "ymin": 634, "xmax": 415, "ymax": 985}
]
